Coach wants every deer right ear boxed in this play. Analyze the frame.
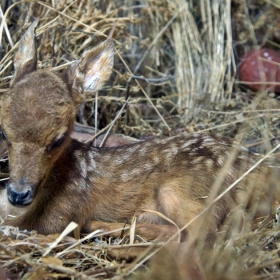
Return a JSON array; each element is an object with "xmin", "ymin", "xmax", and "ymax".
[
  {"xmin": 11, "ymin": 19, "xmax": 38, "ymax": 87},
  {"xmin": 63, "ymin": 38, "xmax": 114, "ymax": 104}
]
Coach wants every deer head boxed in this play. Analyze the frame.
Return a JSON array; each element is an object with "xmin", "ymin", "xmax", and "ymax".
[{"xmin": 1, "ymin": 20, "xmax": 114, "ymax": 206}]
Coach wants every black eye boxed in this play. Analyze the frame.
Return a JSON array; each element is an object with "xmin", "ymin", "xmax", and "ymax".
[
  {"xmin": 1, "ymin": 130, "xmax": 7, "ymax": 140},
  {"xmin": 46, "ymin": 134, "xmax": 66, "ymax": 152},
  {"xmin": 1, "ymin": 129, "xmax": 12, "ymax": 148}
]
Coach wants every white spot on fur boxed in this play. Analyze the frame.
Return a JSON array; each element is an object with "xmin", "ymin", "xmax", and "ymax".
[
  {"xmin": 217, "ymin": 156, "xmax": 224, "ymax": 166},
  {"xmin": 153, "ymin": 156, "xmax": 160, "ymax": 164},
  {"xmin": 106, "ymin": 153, "xmax": 116, "ymax": 161},
  {"xmin": 127, "ymin": 145, "xmax": 139, "ymax": 153},
  {"xmin": 164, "ymin": 150, "xmax": 174, "ymax": 161},
  {"xmin": 79, "ymin": 158, "xmax": 87, "ymax": 178},
  {"xmin": 152, "ymin": 138, "xmax": 166, "ymax": 145},
  {"xmin": 120, "ymin": 172, "xmax": 130, "ymax": 182},
  {"xmin": 143, "ymin": 162, "xmax": 152, "ymax": 171},
  {"xmin": 191, "ymin": 133, "xmax": 200, "ymax": 138},
  {"xmin": 113, "ymin": 157, "xmax": 124, "ymax": 165},
  {"xmin": 87, "ymin": 153, "xmax": 97, "ymax": 171},
  {"xmin": 170, "ymin": 143, "xmax": 179, "ymax": 154},
  {"xmin": 181, "ymin": 138, "xmax": 198, "ymax": 150},
  {"xmin": 144, "ymin": 141, "xmax": 153, "ymax": 147},
  {"xmin": 203, "ymin": 136, "xmax": 215, "ymax": 143},
  {"xmin": 192, "ymin": 157, "xmax": 204, "ymax": 164},
  {"xmin": 127, "ymin": 168, "xmax": 142, "ymax": 179},
  {"xmin": 139, "ymin": 147, "xmax": 148, "ymax": 157},
  {"xmin": 121, "ymin": 153, "xmax": 133, "ymax": 162},
  {"xmin": 205, "ymin": 159, "xmax": 213, "ymax": 168}
]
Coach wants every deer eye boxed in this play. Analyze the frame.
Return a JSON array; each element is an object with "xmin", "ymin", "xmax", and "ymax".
[
  {"xmin": 46, "ymin": 134, "xmax": 66, "ymax": 152},
  {"xmin": 1, "ymin": 130, "xmax": 12, "ymax": 148},
  {"xmin": 1, "ymin": 130, "xmax": 7, "ymax": 140}
]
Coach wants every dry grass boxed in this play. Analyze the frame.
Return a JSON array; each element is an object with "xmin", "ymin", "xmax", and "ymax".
[{"xmin": 1, "ymin": 0, "xmax": 280, "ymax": 279}]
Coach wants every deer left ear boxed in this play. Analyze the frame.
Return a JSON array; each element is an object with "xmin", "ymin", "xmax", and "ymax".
[
  {"xmin": 64, "ymin": 38, "xmax": 114, "ymax": 101},
  {"xmin": 11, "ymin": 19, "xmax": 38, "ymax": 87}
]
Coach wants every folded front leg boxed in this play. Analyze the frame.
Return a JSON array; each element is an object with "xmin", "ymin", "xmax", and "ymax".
[{"xmin": 84, "ymin": 220, "xmax": 182, "ymax": 242}]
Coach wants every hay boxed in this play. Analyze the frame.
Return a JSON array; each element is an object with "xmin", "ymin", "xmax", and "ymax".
[{"xmin": 1, "ymin": 0, "xmax": 280, "ymax": 279}]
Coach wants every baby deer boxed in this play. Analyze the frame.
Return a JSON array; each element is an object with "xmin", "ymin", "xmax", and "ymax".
[{"xmin": 0, "ymin": 21, "xmax": 277, "ymax": 241}]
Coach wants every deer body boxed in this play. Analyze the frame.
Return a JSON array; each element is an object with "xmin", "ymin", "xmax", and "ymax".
[
  {"xmin": 2, "ymin": 132, "xmax": 272, "ymax": 235},
  {"xmin": 0, "ymin": 21, "xmax": 275, "ymax": 238}
]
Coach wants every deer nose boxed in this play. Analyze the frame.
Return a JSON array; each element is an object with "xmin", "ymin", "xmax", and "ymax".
[{"xmin": 7, "ymin": 182, "xmax": 33, "ymax": 206}]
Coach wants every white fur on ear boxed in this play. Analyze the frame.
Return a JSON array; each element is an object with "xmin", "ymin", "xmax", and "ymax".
[
  {"xmin": 83, "ymin": 39, "xmax": 114, "ymax": 91},
  {"xmin": 68, "ymin": 39, "xmax": 114, "ymax": 93}
]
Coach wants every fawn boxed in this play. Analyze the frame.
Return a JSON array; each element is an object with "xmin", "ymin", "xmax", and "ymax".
[{"xmin": 0, "ymin": 20, "xmax": 277, "ymax": 241}]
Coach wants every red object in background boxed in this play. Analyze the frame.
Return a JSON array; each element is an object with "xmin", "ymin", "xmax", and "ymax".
[{"xmin": 239, "ymin": 48, "xmax": 280, "ymax": 92}]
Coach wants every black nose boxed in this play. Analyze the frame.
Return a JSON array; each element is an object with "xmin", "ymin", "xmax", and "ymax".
[{"xmin": 7, "ymin": 183, "xmax": 32, "ymax": 206}]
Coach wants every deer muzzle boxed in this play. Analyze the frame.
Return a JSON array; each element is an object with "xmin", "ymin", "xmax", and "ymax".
[{"xmin": 7, "ymin": 180, "xmax": 36, "ymax": 206}]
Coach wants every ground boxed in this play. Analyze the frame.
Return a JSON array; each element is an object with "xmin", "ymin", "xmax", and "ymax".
[{"xmin": 1, "ymin": 0, "xmax": 280, "ymax": 279}]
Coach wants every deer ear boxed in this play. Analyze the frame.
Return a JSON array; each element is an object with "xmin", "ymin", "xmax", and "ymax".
[
  {"xmin": 11, "ymin": 19, "xmax": 38, "ymax": 86},
  {"xmin": 65, "ymin": 38, "xmax": 114, "ymax": 96}
]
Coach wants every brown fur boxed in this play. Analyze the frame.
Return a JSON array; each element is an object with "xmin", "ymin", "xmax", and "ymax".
[
  {"xmin": 0, "ymin": 21, "xmax": 277, "ymax": 241},
  {"xmin": 0, "ymin": 266, "xmax": 16, "ymax": 280}
]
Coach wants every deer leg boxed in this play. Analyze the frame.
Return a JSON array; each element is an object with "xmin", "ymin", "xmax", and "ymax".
[{"xmin": 83, "ymin": 220, "xmax": 182, "ymax": 242}]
